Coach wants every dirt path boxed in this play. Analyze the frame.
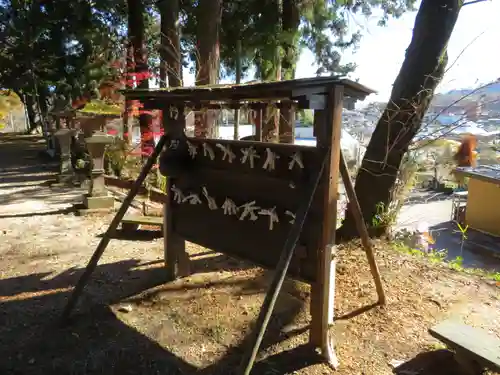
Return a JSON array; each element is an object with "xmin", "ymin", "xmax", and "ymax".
[{"xmin": 0, "ymin": 134, "xmax": 499, "ymax": 375}]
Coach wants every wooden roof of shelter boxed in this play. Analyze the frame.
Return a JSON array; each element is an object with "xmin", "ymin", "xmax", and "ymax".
[{"xmin": 122, "ymin": 76, "xmax": 376, "ymax": 106}]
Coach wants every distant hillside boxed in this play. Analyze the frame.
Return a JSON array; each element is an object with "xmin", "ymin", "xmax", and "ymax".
[
  {"xmin": 364, "ymin": 80, "xmax": 500, "ymax": 112},
  {"xmin": 444, "ymin": 81, "xmax": 500, "ymax": 97},
  {"xmin": 432, "ymin": 80, "xmax": 500, "ymax": 110}
]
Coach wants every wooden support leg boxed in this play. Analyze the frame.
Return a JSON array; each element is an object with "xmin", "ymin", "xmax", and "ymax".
[
  {"xmin": 162, "ymin": 106, "xmax": 190, "ymax": 281},
  {"xmin": 60, "ymin": 134, "xmax": 169, "ymax": 322},
  {"xmin": 163, "ymin": 200, "xmax": 189, "ymax": 281},
  {"xmin": 310, "ymin": 244, "xmax": 339, "ymax": 369},
  {"xmin": 339, "ymin": 150, "xmax": 386, "ymax": 305}
]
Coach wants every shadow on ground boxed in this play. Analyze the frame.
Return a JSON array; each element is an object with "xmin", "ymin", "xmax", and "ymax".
[
  {"xmin": 394, "ymin": 350, "xmax": 473, "ymax": 375},
  {"xmin": 0, "ymin": 254, "xmax": 324, "ymax": 375}
]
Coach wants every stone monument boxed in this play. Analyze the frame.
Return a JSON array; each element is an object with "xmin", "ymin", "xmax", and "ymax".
[
  {"xmin": 77, "ymin": 115, "xmax": 115, "ymax": 214},
  {"xmin": 54, "ymin": 124, "xmax": 76, "ymax": 184}
]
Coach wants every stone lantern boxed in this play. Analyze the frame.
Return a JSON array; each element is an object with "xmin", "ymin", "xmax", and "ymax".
[
  {"xmin": 77, "ymin": 114, "xmax": 116, "ymax": 213},
  {"xmin": 48, "ymin": 99, "xmax": 79, "ymax": 184},
  {"xmin": 52, "ymin": 110, "xmax": 77, "ymax": 184}
]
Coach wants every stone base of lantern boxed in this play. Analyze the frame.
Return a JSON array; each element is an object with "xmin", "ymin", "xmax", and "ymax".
[
  {"xmin": 55, "ymin": 173, "xmax": 74, "ymax": 184},
  {"xmin": 83, "ymin": 194, "xmax": 115, "ymax": 210},
  {"xmin": 74, "ymin": 194, "xmax": 115, "ymax": 216}
]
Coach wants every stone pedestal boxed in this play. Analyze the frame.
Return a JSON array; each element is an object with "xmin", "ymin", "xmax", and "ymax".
[
  {"xmin": 54, "ymin": 128, "xmax": 75, "ymax": 184},
  {"xmin": 76, "ymin": 126, "xmax": 115, "ymax": 215},
  {"xmin": 46, "ymin": 121, "xmax": 58, "ymax": 158}
]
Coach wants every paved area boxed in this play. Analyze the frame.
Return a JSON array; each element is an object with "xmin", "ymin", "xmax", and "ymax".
[{"xmin": 396, "ymin": 194, "xmax": 500, "ymax": 271}]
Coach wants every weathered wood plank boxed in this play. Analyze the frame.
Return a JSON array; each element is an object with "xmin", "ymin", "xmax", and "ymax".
[
  {"xmin": 429, "ymin": 320, "xmax": 500, "ymax": 371},
  {"xmin": 123, "ymin": 77, "xmax": 376, "ymax": 105},
  {"xmin": 309, "ymin": 86, "xmax": 343, "ymax": 369},
  {"xmin": 183, "ymin": 137, "xmax": 322, "ymax": 181},
  {"xmin": 163, "ymin": 107, "xmax": 189, "ymax": 280}
]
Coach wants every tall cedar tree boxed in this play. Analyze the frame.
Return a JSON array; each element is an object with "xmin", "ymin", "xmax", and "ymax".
[
  {"xmin": 194, "ymin": 0, "xmax": 222, "ymax": 138},
  {"xmin": 127, "ymin": 0, "xmax": 154, "ymax": 155},
  {"xmin": 158, "ymin": 0, "xmax": 181, "ymax": 88}
]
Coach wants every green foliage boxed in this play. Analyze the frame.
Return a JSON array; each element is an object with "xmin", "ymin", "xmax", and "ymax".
[
  {"xmin": 0, "ymin": 0, "xmax": 127, "ymax": 96},
  {"xmin": 78, "ymin": 99, "xmax": 122, "ymax": 115},
  {"xmin": 105, "ymin": 137, "xmax": 131, "ymax": 178},
  {"xmin": 393, "ymin": 242, "xmax": 500, "ymax": 282},
  {"xmin": 298, "ymin": 109, "xmax": 314, "ymax": 126},
  {"xmin": 0, "ymin": 90, "xmax": 22, "ymax": 119},
  {"xmin": 180, "ymin": 0, "xmax": 417, "ymax": 81}
]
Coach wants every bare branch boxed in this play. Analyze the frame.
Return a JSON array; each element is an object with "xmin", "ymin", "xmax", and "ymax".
[
  {"xmin": 463, "ymin": 0, "xmax": 490, "ymax": 6},
  {"xmin": 445, "ymin": 31, "xmax": 485, "ymax": 75}
]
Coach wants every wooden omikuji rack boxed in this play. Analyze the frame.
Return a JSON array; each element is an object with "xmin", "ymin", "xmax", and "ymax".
[{"xmin": 61, "ymin": 76, "xmax": 386, "ymax": 374}]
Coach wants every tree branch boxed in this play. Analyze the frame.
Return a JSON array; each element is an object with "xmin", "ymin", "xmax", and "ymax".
[{"xmin": 463, "ymin": 0, "xmax": 489, "ymax": 6}]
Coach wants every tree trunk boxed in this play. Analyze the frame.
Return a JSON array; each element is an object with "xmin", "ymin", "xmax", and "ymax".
[
  {"xmin": 260, "ymin": 0, "xmax": 282, "ymax": 143},
  {"xmin": 127, "ymin": 0, "xmax": 154, "ymax": 156},
  {"xmin": 279, "ymin": 0, "xmax": 300, "ymax": 143},
  {"xmin": 338, "ymin": 0, "xmax": 462, "ymax": 240},
  {"xmin": 123, "ymin": 41, "xmax": 134, "ymax": 145},
  {"xmin": 24, "ymin": 94, "xmax": 37, "ymax": 131},
  {"xmin": 159, "ymin": 0, "xmax": 181, "ymax": 88},
  {"xmin": 194, "ymin": 0, "xmax": 221, "ymax": 139}
]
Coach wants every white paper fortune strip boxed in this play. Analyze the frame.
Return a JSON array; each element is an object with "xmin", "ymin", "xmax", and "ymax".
[
  {"xmin": 216, "ymin": 143, "xmax": 236, "ymax": 163},
  {"xmin": 222, "ymin": 198, "xmax": 239, "ymax": 215},
  {"xmin": 239, "ymin": 201, "xmax": 260, "ymax": 221},
  {"xmin": 288, "ymin": 151, "xmax": 304, "ymax": 170},
  {"xmin": 262, "ymin": 148, "xmax": 280, "ymax": 171},
  {"xmin": 169, "ymin": 106, "xmax": 179, "ymax": 120},
  {"xmin": 169, "ymin": 139, "xmax": 180, "ymax": 150},
  {"xmin": 202, "ymin": 142, "xmax": 215, "ymax": 160},
  {"xmin": 171, "ymin": 184, "xmax": 184, "ymax": 203},
  {"xmin": 241, "ymin": 146, "xmax": 260, "ymax": 169},
  {"xmin": 259, "ymin": 206, "xmax": 279, "ymax": 230},
  {"xmin": 202, "ymin": 187, "xmax": 218, "ymax": 210},
  {"xmin": 182, "ymin": 193, "xmax": 202, "ymax": 205},
  {"xmin": 285, "ymin": 210, "xmax": 296, "ymax": 224},
  {"xmin": 187, "ymin": 141, "xmax": 198, "ymax": 159}
]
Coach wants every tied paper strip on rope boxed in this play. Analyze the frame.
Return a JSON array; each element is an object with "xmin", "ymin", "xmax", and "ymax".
[
  {"xmin": 202, "ymin": 143, "xmax": 215, "ymax": 160},
  {"xmin": 262, "ymin": 148, "xmax": 280, "ymax": 171},
  {"xmin": 239, "ymin": 201, "xmax": 260, "ymax": 221},
  {"xmin": 171, "ymin": 184, "xmax": 184, "ymax": 203},
  {"xmin": 241, "ymin": 146, "xmax": 260, "ymax": 168},
  {"xmin": 187, "ymin": 141, "xmax": 198, "ymax": 159},
  {"xmin": 288, "ymin": 151, "xmax": 304, "ymax": 170},
  {"xmin": 259, "ymin": 207, "xmax": 279, "ymax": 230},
  {"xmin": 202, "ymin": 187, "xmax": 218, "ymax": 210},
  {"xmin": 216, "ymin": 143, "xmax": 236, "ymax": 163},
  {"xmin": 182, "ymin": 193, "xmax": 202, "ymax": 205},
  {"xmin": 285, "ymin": 210, "xmax": 296, "ymax": 224},
  {"xmin": 222, "ymin": 198, "xmax": 239, "ymax": 215}
]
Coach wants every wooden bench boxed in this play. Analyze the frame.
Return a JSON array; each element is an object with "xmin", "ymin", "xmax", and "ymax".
[
  {"xmin": 121, "ymin": 215, "xmax": 163, "ymax": 232},
  {"xmin": 429, "ymin": 320, "xmax": 500, "ymax": 375}
]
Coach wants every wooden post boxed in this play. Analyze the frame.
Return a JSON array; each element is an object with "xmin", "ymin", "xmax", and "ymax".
[
  {"xmin": 162, "ymin": 105, "xmax": 190, "ymax": 280},
  {"xmin": 339, "ymin": 150, "xmax": 386, "ymax": 305},
  {"xmin": 233, "ymin": 40, "xmax": 242, "ymax": 141},
  {"xmin": 309, "ymin": 85, "xmax": 343, "ymax": 368},
  {"xmin": 255, "ymin": 108, "xmax": 262, "ymax": 141}
]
